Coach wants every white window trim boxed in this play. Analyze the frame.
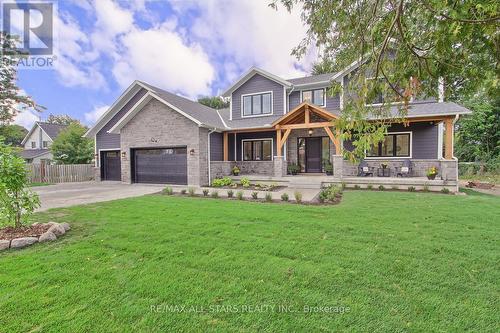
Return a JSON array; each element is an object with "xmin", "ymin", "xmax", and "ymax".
[
  {"xmin": 241, "ymin": 138, "xmax": 274, "ymax": 161},
  {"xmin": 97, "ymin": 148, "xmax": 121, "ymax": 168},
  {"xmin": 365, "ymin": 131, "xmax": 413, "ymax": 159},
  {"xmin": 240, "ymin": 91, "xmax": 274, "ymax": 118},
  {"xmin": 300, "ymin": 88, "xmax": 326, "ymax": 107}
]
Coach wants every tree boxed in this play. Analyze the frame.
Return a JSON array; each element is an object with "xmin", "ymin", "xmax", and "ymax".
[
  {"xmin": 455, "ymin": 94, "xmax": 500, "ymax": 162},
  {"xmin": 0, "ymin": 138, "xmax": 40, "ymax": 228},
  {"xmin": 0, "ymin": 32, "xmax": 43, "ymax": 124},
  {"xmin": 198, "ymin": 96, "xmax": 229, "ymax": 109},
  {"xmin": 311, "ymin": 57, "xmax": 338, "ymax": 75},
  {"xmin": 273, "ymin": 0, "xmax": 499, "ymax": 159},
  {"xmin": 50, "ymin": 123, "xmax": 93, "ymax": 164},
  {"xmin": 0, "ymin": 124, "xmax": 28, "ymax": 146},
  {"xmin": 46, "ymin": 114, "xmax": 81, "ymax": 126}
]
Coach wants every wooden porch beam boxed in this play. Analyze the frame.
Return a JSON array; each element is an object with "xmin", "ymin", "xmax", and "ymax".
[
  {"xmin": 305, "ymin": 105, "xmax": 310, "ymax": 125},
  {"xmin": 278, "ymin": 121, "xmax": 332, "ymax": 130},
  {"xmin": 276, "ymin": 129, "xmax": 282, "ymax": 157},
  {"xmin": 223, "ymin": 132, "xmax": 229, "ymax": 161},
  {"xmin": 444, "ymin": 117, "xmax": 454, "ymax": 159},
  {"xmin": 280, "ymin": 128, "xmax": 291, "ymax": 148}
]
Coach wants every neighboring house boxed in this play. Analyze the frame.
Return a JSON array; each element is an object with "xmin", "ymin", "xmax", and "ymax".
[
  {"xmin": 84, "ymin": 65, "xmax": 471, "ymax": 188},
  {"xmin": 20, "ymin": 122, "xmax": 68, "ymax": 164}
]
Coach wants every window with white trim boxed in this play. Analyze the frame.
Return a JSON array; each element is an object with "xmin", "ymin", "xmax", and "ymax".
[
  {"xmin": 43, "ymin": 141, "xmax": 48, "ymax": 148},
  {"xmin": 367, "ymin": 133, "xmax": 410, "ymax": 157},
  {"xmin": 31, "ymin": 141, "xmax": 36, "ymax": 148},
  {"xmin": 242, "ymin": 93, "xmax": 272, "ymax": 116},
  {"xmin": 243, "ymin": 140, "xmax": 272, "ymax": 161},
  {"xmin": 302, "ymin": 89, "xmax": 325, "ymax": 106}
]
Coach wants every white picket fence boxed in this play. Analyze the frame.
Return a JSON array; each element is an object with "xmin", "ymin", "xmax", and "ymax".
[{"xmin": 27, "ymin": 164, "xmax": 95, "ymax": 183}]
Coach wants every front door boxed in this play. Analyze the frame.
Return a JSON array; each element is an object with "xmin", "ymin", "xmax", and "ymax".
[
  {"xmin": 101, "ymin": 150, "xmax": 121, "ymax": 181},
  {"xmin": 305, "ymin": 137, "xmax": 322, "ymax": 173}
]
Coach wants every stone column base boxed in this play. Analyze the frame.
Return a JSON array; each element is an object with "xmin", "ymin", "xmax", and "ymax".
[
  {"xmin": 332, "ymin": 155, "xmax": 343, "ymax": 178},
  {"xmin": 440, "ymin": 159, "xmax": 458, "ymax": 181},
  {"xmin": 273, "ymin": 157, "xmax": 286, "ymax": 177}
]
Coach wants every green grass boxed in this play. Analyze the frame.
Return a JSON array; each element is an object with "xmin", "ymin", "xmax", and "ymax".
[
  {"xmin": 29, "ymin": 182, "xmax": 54, "ymax": 187},
  {"xmin": 1, "ymin": 192, "xmax": 499, "ymax": 332}
]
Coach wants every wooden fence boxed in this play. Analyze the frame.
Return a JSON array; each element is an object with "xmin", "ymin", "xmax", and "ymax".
[{"xmin": 27, "ymin": 164, "xmax": 95, "ymax": 183}]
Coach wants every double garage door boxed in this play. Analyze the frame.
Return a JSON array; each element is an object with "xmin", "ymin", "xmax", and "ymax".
[{"xmin": 132, "ymin": 147, "xmax": 188, "ymax": 185}]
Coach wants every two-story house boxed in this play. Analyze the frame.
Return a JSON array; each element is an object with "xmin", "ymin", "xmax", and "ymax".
[
  {"xmin": 84, "ymin": 65, "xmax": 471, "ymax": 191},
  {"xmin": 20, "ymin": 122, "xmax": 68, "ymax": 164}
]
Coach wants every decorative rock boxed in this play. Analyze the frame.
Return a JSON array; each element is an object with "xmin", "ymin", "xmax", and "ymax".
[
  {"xmin": 39, "ymin": 231, "xmax": 57, "ymax": 243},
  {"xmin": 0, "ymin": 240, "xmax": 10, "ymax": 251},
  {"xmin": 48, "ymin": 224, "xmax": 65, "ymax": 236},
  {"xmin": 61, "ymin": 223, "xmax": 71, "ymax": 231},
  {"xmin": 10, "ymin": 237, "xmax": 38, "ymax": 249}
]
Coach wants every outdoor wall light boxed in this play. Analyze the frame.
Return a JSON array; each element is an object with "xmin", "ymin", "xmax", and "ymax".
[
  {"xmin": 189, "ymin": 149, "xmax": 195, "ymax": 155},
  {"xmin": 308, "ymin": 128, "xmax": 313, "ymax": 136},
  {"xmin": 121, "ymin": 151, "xmax": 126, "ymax": 158}
]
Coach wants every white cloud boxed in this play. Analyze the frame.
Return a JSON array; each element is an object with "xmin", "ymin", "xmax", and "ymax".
[
  {"xmin": 84, "ymin": 105, "xmax": 109, "ymax": 124},
  {"xmin": 14, "ymin": 109, "xmax": 39, "ymax": 130}
]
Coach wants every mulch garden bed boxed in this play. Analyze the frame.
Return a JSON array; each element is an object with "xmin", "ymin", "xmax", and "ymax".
[
  {"xmin": 0, "ymin": 224, "xmax": 51, "ymax": 241},
  {"xmin": 211, "ymin": 185, "xmax": 287, "ymax": 192}
]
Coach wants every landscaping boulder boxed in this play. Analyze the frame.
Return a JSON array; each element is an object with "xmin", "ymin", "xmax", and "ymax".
[
  {"xmin": 0, "ymin": 240, "xmax": 10, "ymax": 251},
  {"xmin": 39, "ymin": 231, "xmax": 57, "ymax": 243},
  {"xmin": 61, "ymin": 223, "xmax": 71, "ymax": 231},
  {"xmin": 48, "ymin": 224, "xmax": 65, "ymax": 236},
  {"xmin": 10, "ymin": 237, "xmax": 38, "ymax": 249}
]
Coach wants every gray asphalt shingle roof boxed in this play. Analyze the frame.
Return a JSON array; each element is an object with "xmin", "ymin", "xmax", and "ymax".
[
  {"xmin": 138, "ymin": 81, "xmax": 226, "ymax": 129},
  {"xmin": 19, "ymin": 149, "xmax": 50, "ymax": 159},
  {"xmin": 286, "ymin": 73, "xmax": 336, "ymax": 86},
  {"xmin": 38, "ymin": 122, "xmax": 67, "ymax": 140}
]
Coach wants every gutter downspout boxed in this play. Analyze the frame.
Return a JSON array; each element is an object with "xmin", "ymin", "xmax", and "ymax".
[
  {"xmin": 453, "ymin": 114, "xmax": 459, "ymax": 193},
  {"xmin": 207, "ymin": 128, "xmax": 217, "ymax": 186}
]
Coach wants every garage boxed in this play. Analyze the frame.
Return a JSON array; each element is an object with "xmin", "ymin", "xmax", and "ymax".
[
  {"xmin": 132, "ymin": 147, "xmax": 188, "ymax": 184},
  {"xmin": 100, "ymin": 150, "xmax": 121, "ymax": 181}
]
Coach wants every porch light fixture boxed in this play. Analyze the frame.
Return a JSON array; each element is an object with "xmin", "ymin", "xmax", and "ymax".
[
  {"xmin": 308, "ymin": 128, "xmax": 313, "ymax": 136},
  {"xmin": 121, "ymin": 151, "xmax": 126, "ymax": 158},
  {"xmin": 189, "ymin": 148, "xmax": 195, "ymax": 155}
]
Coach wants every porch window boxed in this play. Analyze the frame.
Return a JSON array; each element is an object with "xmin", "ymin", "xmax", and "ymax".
[
  {"xmin": 302, "ymin": 89, "xmax": 325, "ymax": 106},
  {"xmin": 367, "ymin": 133, "xmax": 411, "ymax": 157},
  {"xmin": 243, "ymin": 139, "xmax": 272, "ymax": 161},
  {"xmin": 242, "ymin": 92, "xmax": 272, "ymax": 116}
]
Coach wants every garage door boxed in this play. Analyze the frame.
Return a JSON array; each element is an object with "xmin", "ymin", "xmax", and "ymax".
[
  {"xmin": 133, "ymin": 147, "xmax": 188, "ymax": 184},
  {"xmin": 101, "ymin": 150, "xmax": 121, "ymax": 181}
]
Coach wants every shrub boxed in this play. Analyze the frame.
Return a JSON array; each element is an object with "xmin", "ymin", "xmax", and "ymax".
[
  {"xmin": 188, "ymin": 187, "xmax": 196, "ymax": 196},
  {"xmin": 227, "ymin": 189, "xmax": 234, "ymax": 198},
  {"xmin": 240, "ymin": 177, "xmax": 250, "ymax": 188},
  {"xmin": 367, "ymin": 184, "xmax": 373, "ymax": 190},
  {"xmin": 231, "ymin": 165, "xmax": 240, "ymax": 175},
  {"xmin": 211, "ymin": 190, "xmax": 219, "ymax": 198},
  {"xmin": 341, "ymin": 182, "xmax": 346, "ymax": 190},
  {"xmin": 294, "ymin": 191, "xmax": 303, "ymax": 203},
  {"xmin": 180, "ymin": 189, "xmax": 187, "ymax": 195},
  {"xmin": 354, "ymin": 184, "xmax": 361, "ymax": 190},
  {"xmin": 0, "ymin": 140, "xmax": 40, "ymax": 228},
  {"xmin": 265, "ymin": 193, "xmax": 273, "ymax": 202},
  {"xmin": 251, "ymin": 191, "xmax": 258, "ymax": 199},
  {"xmin": 281, "ymin": 193, "xmax": 289, "ymax": 202},
  {"xmin": 423, "ymin": 184, "xmax": 430, "ymax": 192},
  {"xmin": 378, "ymin": 185, "xmax": 385, "ymax": 191},
  {"xmin": 408, "ymin": 186, "xmax": 416, "ymax": 192},
  {"xmin": 236, "ymin": 191, "xmax": 244, "ymax": 200},
  {"xmin": 319, "ymin": 184, "xmax": 342, "ymax": 203},
  {"xmin": 441, "ymin": 188, "xmax": 450, "ymax": 194},
  {"xmin": 162, "ymin": 186, "xmax": 173, "ymax": 195},
  {"xmin": 287, "ymin": 163, "xmax": 300, "ymax": 175},
  {"xmin": 202, "ymin": 189, "xmax": 209, "ymax": 196},
  {"xmin": 212, "ymin": 177, "xmax": 233, "ymax": 187}
]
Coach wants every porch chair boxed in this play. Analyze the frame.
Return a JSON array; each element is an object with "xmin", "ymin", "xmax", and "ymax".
[
  {"xmin": 357, "ymin": 160, "xmax": 374, "ymax": 177},
  {"xmin": 395, "ymin": 159, "xmax": 413, "ymax": 177}
]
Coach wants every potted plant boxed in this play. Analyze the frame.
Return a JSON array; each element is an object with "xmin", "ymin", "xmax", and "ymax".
[
  {"xmin": 287, "ymin": 163, "xmax": 300, "ymax": 175},
  {"xmin": 231, "ymin": 165, "xmax": 240, "ymax": 176},
  {"xmin": 381, "ymin": 162, "xmax": 388, "ymax": 169},
  {"xmin": 324, "ymin": 161, "xmax": 333, "ymax": 176},
  {"xmin": 427, "ymin": 166, "xmax": 438, "ymax": 180}
]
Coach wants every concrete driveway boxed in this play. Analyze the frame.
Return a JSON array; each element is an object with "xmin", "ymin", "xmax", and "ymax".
[{"xmin": 33, "ymin": 182, "xmax": 165, "ymax": 211}]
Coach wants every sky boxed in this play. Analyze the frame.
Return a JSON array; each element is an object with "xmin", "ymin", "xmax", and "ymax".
[{"xmin": 13, "ymin": 0, "xmax": 317, "ymax": 129}]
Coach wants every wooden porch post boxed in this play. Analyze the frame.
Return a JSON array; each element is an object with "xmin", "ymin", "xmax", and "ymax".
[
  {"xmin": 223, "ymin": 132, "xmax": 229, "ymax": 161},
  {"xmin": 444, "ymin": 118, "xmax": 454, "ymax": 159},
  {"xmin": 276, "ymin": 129, "xmax": 282, "ymax": 157}
]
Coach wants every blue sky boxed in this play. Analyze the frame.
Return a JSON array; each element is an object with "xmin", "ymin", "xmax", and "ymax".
[{"xmin": 14, "ymin": 0, "xmax": 316, "ymax": 129}]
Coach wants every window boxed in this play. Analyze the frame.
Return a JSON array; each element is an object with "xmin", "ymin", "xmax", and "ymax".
[
  {"xmin": 302, "ymin": 89, "xmax": 325, "ymax": 106},
  {"xmin": 242, "ymin": 92, "xmax": 272, "ymax": 116},
  {"xmin": 242, "ymin": 139, "xmax": 272, "ymax": 161},
  {"xmin": 366, "ymin": 77, "xmax": 405, "ymax": 105},
  {"xmin": 31, "ymin": 142, "xmax": 36, "ymax": 148},
  {"xmin": 367, "ymin": 133, "xmax": 411, "ymax": 158},
  {"xmin": 43, "ymin": 141, "xmax": 48, "ymax": 148}
]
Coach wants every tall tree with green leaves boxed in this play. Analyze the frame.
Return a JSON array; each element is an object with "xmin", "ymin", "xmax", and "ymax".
[
  {"xmin": 311, "ymin": 58, "xmax": 338, "ymax": 75},
  {"xmin": 50, "ymin": 123, "xmax": 93, "ymax": 164},
  {"xmin": 46, "ymin": 114, "xmax": 81, "ymax": 126},
  {"xmin": 0, "ymin": 32, "xmax": 43, "ymax": 124},
  {"xmin": 0, "ymin": 124, "xmax": 28, "ymax": 146},
  {"xmin": 273, "ymin": 0, "xmax": 499, "ymax": 159},
  {"xmin": 198, "ymin": 96, "xmax": 229, "ymax": 109}
]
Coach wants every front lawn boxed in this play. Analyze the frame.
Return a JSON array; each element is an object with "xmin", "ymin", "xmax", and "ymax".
[{"xmin": 0, "ymin": 191, "xmax": 498, "ymax": 332}]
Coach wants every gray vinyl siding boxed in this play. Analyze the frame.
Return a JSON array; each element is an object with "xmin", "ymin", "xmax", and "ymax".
[
  {"xmin": 231, "ymin": 74, "xmax": 284, "ymax": 120},
  {"xmin": 343, "ymin": 122, "xmax": 438, "ymax": 159},
  {"xmin": 96, "ymin": 88, "xmax": 147, "ymax": 153},
  {"xmin": 288, "ymin": 90, "xmax": 341, "ymax": 113},
  {"xmin": 210, "ymin": 132, "xmax": 223, "ymax": 161},
  {"xmin": 233, "ymin": 131, "xmax": 277, "ymax": 161}
]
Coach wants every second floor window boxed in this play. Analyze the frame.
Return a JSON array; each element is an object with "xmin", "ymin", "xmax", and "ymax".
[
  {"xmin": 43, "ymin": 141, "xmax": 48, "ymax": 148},
  {"xmin": 302, "ymin": 89, "xmax": 325, "ymax": 106},
  {"xmin": 242, "ymin": 92, "xmax": 272, "ymax": 116},
  {"xmin": 31, "ymin": 142, "xmax": 36, "ymax": 148}
]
